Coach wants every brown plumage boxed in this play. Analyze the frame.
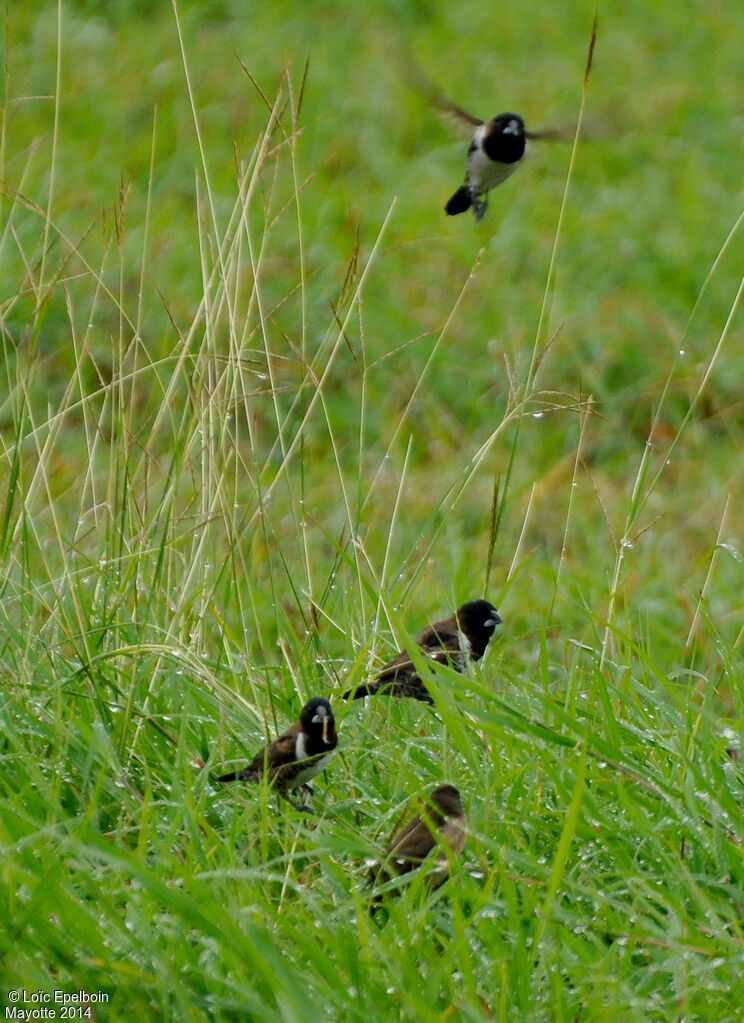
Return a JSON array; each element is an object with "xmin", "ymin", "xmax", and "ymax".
[
  {"xmin": 215, "ymin": 697, "xmax": 337, "ymax": 813},
  {"xmin": 369, "ymin": 784, "xmax": 467, "ymax": 898},
  {"xmin": 403, "ymin": 59, "xmax": 562, "ymax": 140},
  {"xmin": 430, "ymin": 91, "xmax": 562, "ymax": 141},
  {"xmin": 343, "ymin": 599, "xmax": 502, "ymax": 703}
]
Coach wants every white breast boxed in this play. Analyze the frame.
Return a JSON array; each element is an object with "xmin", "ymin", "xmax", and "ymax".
[
  {"xmin": 457, "ymin": 630, "xmax": 472, "ymax": 657},
  {"xmin": 291, "ymin": 752, "xmax": 335, "ymax": 790},
  {"xmin": 467, "ymin": 146, "xmax": 520, "ymax": 193},
  {"xmin": 466, "ymin": 126, "xmax": 524, "ymax": 195}
]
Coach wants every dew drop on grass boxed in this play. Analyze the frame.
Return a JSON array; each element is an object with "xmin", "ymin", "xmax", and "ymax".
[{"xmin": 532, "ymin": 412, "xmax": 544, "ymax": 419}]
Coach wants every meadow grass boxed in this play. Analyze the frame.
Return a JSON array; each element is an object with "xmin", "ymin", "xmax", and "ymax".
[{"xmin": 1, "ymin": 1, "xmax": 744, "ymax": 1020}]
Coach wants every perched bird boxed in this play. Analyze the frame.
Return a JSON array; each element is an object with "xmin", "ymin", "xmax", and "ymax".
[
  {"xmin": 215, "ymin": 696, "xmax": 337, "ymax": 813},
  {"xmin": 369, "ymin": 784, "xmax": 467, "ymax": 898},
  {"xmin": 444, "ymin": 108, "xmax": 557, "ymax": 222},
  {"xmin": 343, "ymin": 599, "xmax": 502, "ymax": 703}
]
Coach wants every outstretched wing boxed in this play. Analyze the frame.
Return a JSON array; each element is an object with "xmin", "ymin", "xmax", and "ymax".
[
  {"xmin": 401, "ymin": 58, "xmax": 483, "ymax": 135},
  {"xmin": 428, "ymin": 92, "xmax": 484, "ymax": 130}
]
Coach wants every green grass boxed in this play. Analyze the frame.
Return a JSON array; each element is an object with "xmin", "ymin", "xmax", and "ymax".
[{"xmin": 2, "ymin": 1, "xmax": 744, "ymax": 1019}]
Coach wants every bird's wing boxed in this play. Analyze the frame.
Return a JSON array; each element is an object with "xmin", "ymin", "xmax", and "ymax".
[
  {"xmin": 429, "ymin": 92, "xmax": 484, "ymax": 130},
  {"xmin": 248, "ymin": 724, "xmax": 300, "ymax": 775},
  {"xmin": 376, "ymin": 647, "xmax": 419, "ymax": 678},
  {"xmin": 387, "ymin": 814, "xmax": 437, "ymax": 870},
  {"xmin": 525, "ymin": 126, "xmax": 565, "ymax": 141},
  {"xmin": 377, "ymin": 626, "xmax": 462, "ymax": 679},
  {"xmin": 414, "ymin": 626, "xmax": 464, "ymax": 668},
  {"xmin": 401, "ymin": 58, "xmax": 483, "ymax": 134},
  {"xmin": 439, "ymin": 814, "xmax": 467, "ymax": 857},
  {"xmin": 416, "ymin": 624, "xmax": 461, "ymax": 653}
]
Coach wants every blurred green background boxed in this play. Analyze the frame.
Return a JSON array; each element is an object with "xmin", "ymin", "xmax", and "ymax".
[{"xmin": 4, "ymin": 1, "xmax": 743, "ymax": 616}]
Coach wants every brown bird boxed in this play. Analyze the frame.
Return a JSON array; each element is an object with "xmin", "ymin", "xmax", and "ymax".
[
  {"xmin": 343, "ymin": 599, "xmax": 502, "ymax": 703},
  {"xmin": 369, "ymin": 784, "xmax": 467, "ymax": 898},
  {"xmin": 215, "ymin": 696, "xmax": 337, "ymax": 813}
]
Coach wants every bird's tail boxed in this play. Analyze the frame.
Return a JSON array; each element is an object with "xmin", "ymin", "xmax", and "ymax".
[
  {"xmin": 444, "ymin": 186, "xmax": 472, "ymax": 216},
  {"xmin": 342, "ymin": 683, "xmax": 374, "ymax": 700},
  {"xmin": 215, "ymin": 768, "xmax": 256, "ymax": 783}
]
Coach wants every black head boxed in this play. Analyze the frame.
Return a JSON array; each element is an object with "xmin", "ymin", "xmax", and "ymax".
[
  {"xmin": 455, "ymin": 599, "xmax": 502, "ymax": 658},
  {"xmin": 299, "ymin": 697, "xmax": 336, "ymax": 747},
  {"xmin": 483, "ymin": 113, "xmax": 526, "ymax": 163},
  {"xmin": 491, "ymin": 112, "xmax": 525, "ymax": 134},
  {"xmin": 429, "ymin": 784, "xmax": 465, "ymax": 819}
]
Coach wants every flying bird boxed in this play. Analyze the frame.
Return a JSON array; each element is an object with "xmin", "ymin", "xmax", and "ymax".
[
  {"xmin": 402, "ymin": 59, "xmax": 563, "ymax": 222},
  {"xmin": 368, "ymin": 783, "xmax": 467, "ymax": 898},
  {"xmin": 442, "ymin": 103, "xmax": 559, "ymax": 221},
  {"xmin": 215, "ymin": 696, "xmax": 337, "ymax": 813},
  {"xmin": 343, "ymin": 599, "xmax": 502, "ymax": 704}
]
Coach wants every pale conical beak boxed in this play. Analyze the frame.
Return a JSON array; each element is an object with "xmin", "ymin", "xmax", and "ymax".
[{"xmin": 313, "ymin": 709, "xmax": 330, "ymax": 742}]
